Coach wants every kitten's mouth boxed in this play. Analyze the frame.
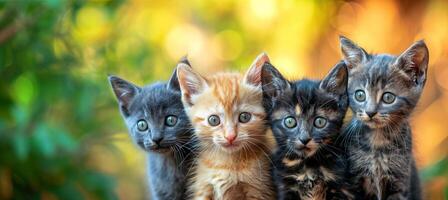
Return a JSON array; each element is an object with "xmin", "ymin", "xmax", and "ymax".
[
  {"xmin": 362, "ymin": 118, "xmax": 387, "ymax": 128},
  {"xmin": 150, "ymin": 147, "xmax": 171, "ymax": 153},
  {"xmin": 357, "ymin": 114, "xmax": 388, "ymax": 128},
  {"xmin": 295, "ymin": 146, "xmax": 317, "ymax": 156},
  {"xmin": 292, "ymin": 141, "xmax": 318, "ymax": 158},
  {"xmin": 144, "ymin": 145, "xmax": 172, "ymax": 153},
  {"xmin": 222, "ymin": 142, "xmax": 239, "ymax": 148},
  {"xmin": 217, "ymin": 141, "xmax": 242, "ymax": 152}
]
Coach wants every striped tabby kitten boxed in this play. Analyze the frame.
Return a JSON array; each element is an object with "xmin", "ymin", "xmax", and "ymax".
[
  {"xmin": 339, "ymin": 36, "xmax": 428, "ymax": 200},
  {"xmin": 263, "ymin": 61, "xmax": 353, "ymax": 200},
  {"xmin": 177, "ymin": 53, "xmax": 275, "ymax": 200}
]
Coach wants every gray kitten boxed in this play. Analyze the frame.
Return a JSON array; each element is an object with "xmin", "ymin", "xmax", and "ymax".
[
  {"xmin": 339, "ymin": 36, "xmax": 428, "ymax": 200},
  {"xmin": 109, "ymin": 60, "xmax": 195, "ymax": 200}
]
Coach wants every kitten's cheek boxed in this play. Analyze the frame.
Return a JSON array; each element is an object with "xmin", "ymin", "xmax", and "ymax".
[
  {"xmin": 143, "ymin": 139, "xmax": 152, "ymax": 147},
  {"xmin": 212, "ymin": 137, "xmax": 219, "ymax": 144}
]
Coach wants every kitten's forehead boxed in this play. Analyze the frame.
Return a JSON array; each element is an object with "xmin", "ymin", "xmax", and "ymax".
[
  {"xmin": 207, "ymin": 72, "xmax": 263, "ymax": 114},
  {"xmin": 294, "ymin": 79, "xmax": 339, "ymax": 111},
  {"xmin": 129, "ymin": 83, "xmax": 183, "ymax": 116},
  {"xmin": 269, "ymin": 80, "xmax": 340, "ymax": 120},
  {"xmin": 349, "ymin": 54, "xmax": 412, "ymax": 90},
  {"xmin": 209, "ymin": 73, "xmax": 241, "ymax": 113},
  {"xmin": 350, "ymin": 54, "xmax": 393, "ymax": 82}
]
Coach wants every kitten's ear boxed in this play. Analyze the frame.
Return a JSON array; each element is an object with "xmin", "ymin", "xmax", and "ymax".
[
  {"xmin": 319, "ymin": 61, "xmax": 348, "ymax": 96},
  {"xmin": 108, "ymin": 75, "xmax": 141, "ymax": 116},
  {"xmin": 176, "ymin": 63, "xmax": 206, "ymax": 106},
  {"xmin": 394, "ymin": 40, "xmax": 429, "ymax": 85},
  {"xmin": 244, "ymin": 52, "xmax": 270, "ymax": 86},
  {"xmin": 178, "ymin": 55, "xmax": 192, "ymax": 66},
  {"xmin": 167, "ymin": 56, "xmax": 192, "ymax": 91},
  {"xmin": 339, "ymin": 36, "xmax": 369, "ymax": 69},
  {"xmin": 261, "ymin": 62, "xmax": 290, "ymax": 99}
]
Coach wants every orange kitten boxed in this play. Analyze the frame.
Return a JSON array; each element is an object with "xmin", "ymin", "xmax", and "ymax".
[{"xmin": 177, "ymin": 53, "xmax": 275, "ymax": 200}]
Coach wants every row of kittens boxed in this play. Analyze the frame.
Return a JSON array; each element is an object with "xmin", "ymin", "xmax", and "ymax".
[{"xmin": 109, "ymin": 36, "xmax": 428, "ymax": 200}]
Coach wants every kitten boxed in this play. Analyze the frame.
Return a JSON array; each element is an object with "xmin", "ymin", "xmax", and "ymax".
[
  {"xmin": 109, "ymin": 59, "xmax": 195, "ymax": 200},
  {"xmin": 263, "ymin": 60, "xmax": 353, "ymax": 200},
  {"xmin": 177, "ymin": 53, "xmax": 275, "ymax": 200},
  {"xmin": 339, "ymin": 36, "xmax": 428, "ymax": 200}
]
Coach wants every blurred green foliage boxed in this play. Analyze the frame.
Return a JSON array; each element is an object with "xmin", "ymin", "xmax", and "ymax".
[
  {"xmin": 421, "ymin": 157, "xmax": 448, "ymax": 199},
  {"xmin": 0, "ymin": 1, "xmax": 123, "ymax": 199}
]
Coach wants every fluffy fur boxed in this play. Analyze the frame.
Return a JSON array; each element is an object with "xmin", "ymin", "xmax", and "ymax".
[
  {"xmin": 339, "ymin": 36, "xmax": 428, "ymax": 200},
  {"xmin": 177, "ymin": 53, "xmax": 275, "ymax": 200},
  {"xmin": 109, "ymin": 60, "xmax": 195, "ymax": 200},
  {"xmin": 263, "ymin": 60, "xmax": 354, "ymax": 200}
]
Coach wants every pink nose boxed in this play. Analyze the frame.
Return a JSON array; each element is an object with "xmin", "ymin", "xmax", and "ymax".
[{"xmin": 225, "ymin": 133, "xmax": 237, "ymax": 144}]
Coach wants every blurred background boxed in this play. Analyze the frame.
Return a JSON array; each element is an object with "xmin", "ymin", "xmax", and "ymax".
[{"xmin": 0, "ymin": 0, "xmax": 447, "ymax": 199}]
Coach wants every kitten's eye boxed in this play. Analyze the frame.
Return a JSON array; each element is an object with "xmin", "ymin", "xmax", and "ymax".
[
  {"xmin": 354, "ymin": 90, "xmax": 366, "ymax": 102},
  {"xmin": 314, "ymin": 117, "xmax": 327, "ymax": 128},
  {"xmin": 165, "ymin": 115, "xmax": 178, "ymax": 127},
  {"xmin": 239, "ymin": 112, "xmax": 252, "ymax": 123},
  {"xmin": 284, "ymin": 117, "xmax": 297, "ymax": 128},
  {"xmin": 208, "ymin": 115, "xmax": 220, "ymax": 126},
  {"xmin": 137, "ymin": 120, "xmax": 148, "ymax": 131},
  {"xmin": 382, "ymin": 92, "xmax": 396, "ymax": 104}
]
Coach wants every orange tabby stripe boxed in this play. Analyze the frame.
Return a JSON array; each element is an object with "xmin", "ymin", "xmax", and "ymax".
[{"xmin": 210, "ymin": 74, "xmax": 240, "ymax": 114}]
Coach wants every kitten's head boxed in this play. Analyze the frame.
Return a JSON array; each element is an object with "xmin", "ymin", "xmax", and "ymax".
[
  {"xmin": 177, "ymin": 53, "xmax": 269, "ymax": 154},
  {"xmin": 340, "ymin": 36, "xmax": 429, "ymax": 128},
  {"xmin": 262, "ymin": 61, "xmax": 348, "ymax": 159},
  {"xmin": 109, "ymin": 64, "xmax": 192, "ymax": 153}
]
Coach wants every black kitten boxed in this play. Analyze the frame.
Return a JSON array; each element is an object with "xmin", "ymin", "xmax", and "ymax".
[
  {"xmin": 109, "ymin": 59, "xmax": 195, "ymax": 200},
  {"xmin": 339, "ymin": 36, "xmax": 428, "ymax": 200},
  {"xmin": 262, "ymin": 61, "xmax": 353, "ymax": 200}
]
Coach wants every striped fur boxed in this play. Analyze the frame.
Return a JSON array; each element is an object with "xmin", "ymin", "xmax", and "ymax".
[
  {"xmin": 177, "ymin": 53, "xmax": 276, "ymax": 200},
  {"xmin": 339, "ymin": 36, "xmax": 428, "ymax": 200}
]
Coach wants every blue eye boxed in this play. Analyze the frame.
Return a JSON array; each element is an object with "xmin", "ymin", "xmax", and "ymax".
[
  {"xmin": 165, "ymin": 115, "xmax": 178, "ymax": 127},
  {"xmin": 382, "ymin": 92, "xmax": 396, "ymax": 104},
  {"xmin": 208, "ymin": 115, "xmax": 220, "ymax": 126},
  {"xmin": 355, "ymin": 90, "xmax": 366, "ymax": 102},
  {"xmin": 239, "ymin": 112, "xmax": 251, "ymax": 123},
  {"xmin": 137, "ymin": 120, "xmax": 148, "ymax": 131},
  {"xmin": 284, "ymin": 116, "xmax": 297, "ymax": 128}
]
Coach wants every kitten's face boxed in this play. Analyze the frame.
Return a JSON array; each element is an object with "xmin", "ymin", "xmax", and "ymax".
[
  {"xmin": 262, "ymin": 62, "xmax": 348, "ymax": 159},
  {"xmin": 177, "ymin": 54, "xmax": 269, "ymax": 154},
  {"xmin": 340, "ymin": 37, "xmax": 429, "ymax": 129},
  {"xmin": 109, "ymin": 69, "xmax": 192, "ymax": 153}
]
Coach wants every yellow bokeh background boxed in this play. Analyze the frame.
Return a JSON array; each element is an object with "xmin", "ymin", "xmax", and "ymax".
[{"xmin": 3, "ymin": 0, "xmax": 447, "ymax": 199}]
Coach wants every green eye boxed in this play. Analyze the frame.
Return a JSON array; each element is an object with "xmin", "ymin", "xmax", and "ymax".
[
  {"xmin": 284, "ymin": 116, "xmax": 297, "ymax": 128},
  {"xmin": 239, "ymin": 112, "xmax": 252, "ymax": 123},
  {"xmin": 165, "ymin": 115, "xmax": 178, "ymax": 127},
  {"xmin": 208, "ymin": 115, "xmax": 220, "ymax": 126},
  {"xmin": 137, "ymin": 120, "xmax": 148, "ymax": 131},
  {"xmin": 382, "ymin": 92, "xmax": 396, "ymax": 104},
  {"xmin": 314, "ymin": 117, "xmax": 327, "ymax": 128},
  {"xmin": 355, "ymin": 90, "xmax": 366, "ymax": 102}
]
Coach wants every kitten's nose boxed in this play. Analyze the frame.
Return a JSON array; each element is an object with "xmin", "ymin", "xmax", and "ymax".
[
  {"xmin": 299, "ymin": 138, "xmax": 311, "ymax": 145},
  {"xmin": 224, "ymin": 132, "xmax": 237, "ymax": 144},
  {"xmin": 152, "ymin": 137, "xmax": 163, "ymax": 145},
  {"xmin": 366, "ymin": 111, "xmax": 377, "ymax": 118}
]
